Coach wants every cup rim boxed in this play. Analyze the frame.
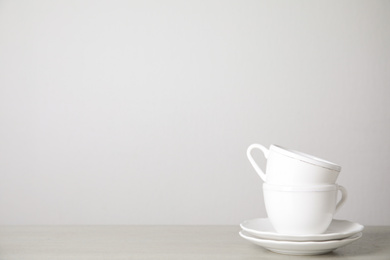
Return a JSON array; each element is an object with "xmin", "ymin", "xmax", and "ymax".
[
  {"xmin": 270, "ymin": 145, "xmax": 341, "ymax": 172},
  {"xmin": 263, "ymin": 183, "xmax": 339, "ymax": 192}
]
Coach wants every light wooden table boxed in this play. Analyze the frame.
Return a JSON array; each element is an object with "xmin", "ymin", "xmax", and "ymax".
[{"xmin": 0, "ymin": 226, "xmax": 389, "ymax": 259}]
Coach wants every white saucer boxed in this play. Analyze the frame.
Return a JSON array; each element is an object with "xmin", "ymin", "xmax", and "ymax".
[
  {"xmin": 240, "ymin": 218, "xmax": 364, "ymax": 241},
  {"xmin": 239, "ymin": 230, "xmax": 362, "ymax": 255}
]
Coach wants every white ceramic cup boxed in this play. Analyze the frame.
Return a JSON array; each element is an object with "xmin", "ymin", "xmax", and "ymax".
[
  {"xmin": 263, "ymin": 183, "xmax": 348, "ymax": 235},
  {"xmin": 247, "ymin": 144, "xmax": 341, "ymax": 185}
]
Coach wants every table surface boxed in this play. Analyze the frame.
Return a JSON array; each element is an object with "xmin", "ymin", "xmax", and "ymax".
[{"xmin": 0, "ymin": 225, "xmax": 389, "ymax": 259}]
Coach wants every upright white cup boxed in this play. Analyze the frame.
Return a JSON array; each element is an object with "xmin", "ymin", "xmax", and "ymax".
[
  {"xmin": 247, "ymin": 144, "xmax": 341, "ymax": 185},
  {"xmin": 263, "ymin": 183, "xmax": 347, "ymax": 235}
]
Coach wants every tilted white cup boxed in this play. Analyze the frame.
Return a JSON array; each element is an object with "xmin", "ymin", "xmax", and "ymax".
[
  {"xmin": 247, "ymin": 144, "xmax": 341, "ymax": 185},
  {"xmin": 263, "ymin": 183, "xmax": 348, "ymax": 235}
]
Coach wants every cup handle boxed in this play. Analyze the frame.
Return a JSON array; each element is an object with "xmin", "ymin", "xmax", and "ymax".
[
  {"xmin": 246, "ymin": 144, "xmax": 269, "ymax": 182},
  {"xmin": 335, "ymin": 185, "xmax": 348, "ymax": 213}
]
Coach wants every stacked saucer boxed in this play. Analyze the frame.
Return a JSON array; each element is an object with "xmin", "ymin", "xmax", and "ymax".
[
  {"xmin": 239, "ymin": 218, "xmax": 363, "ymax": 255},
  {"xmin": 242, "ymin": 144, "xmax": 364, "ymax": 255}
]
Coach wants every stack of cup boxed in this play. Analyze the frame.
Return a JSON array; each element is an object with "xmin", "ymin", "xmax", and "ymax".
[{"xmin": 247, "ymin": 144, "xmax": 347, "ymax": 235}]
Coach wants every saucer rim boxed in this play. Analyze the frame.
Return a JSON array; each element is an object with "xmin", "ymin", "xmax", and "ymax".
[
  {"xmin": 240, "ymin": 218, "xmax": 364, "ymax": 241},
  {"xmin": 239, "ymin": 230, "xmax": 363, "ymax": 255}
]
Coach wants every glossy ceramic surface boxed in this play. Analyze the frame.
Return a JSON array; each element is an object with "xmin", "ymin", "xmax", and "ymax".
[
  {"xmin": 239, "ymin": 230, "xmax": 362, "ymax": 255},
  {"xmin": 263, "ymin": 183, "xmax": 347, "ymax": 235},
  {"xmin": 240, "ymin": 218, "xmax": 364, "ymax": 241},
  {"xmin": 247, "ymin": 144, "xmax": 340, "ymax": 185}
]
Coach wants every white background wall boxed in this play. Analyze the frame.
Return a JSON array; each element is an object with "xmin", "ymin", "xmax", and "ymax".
[{"xmin": 0, "ymin": 0, "xmax": 389, "ymax": 225}]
